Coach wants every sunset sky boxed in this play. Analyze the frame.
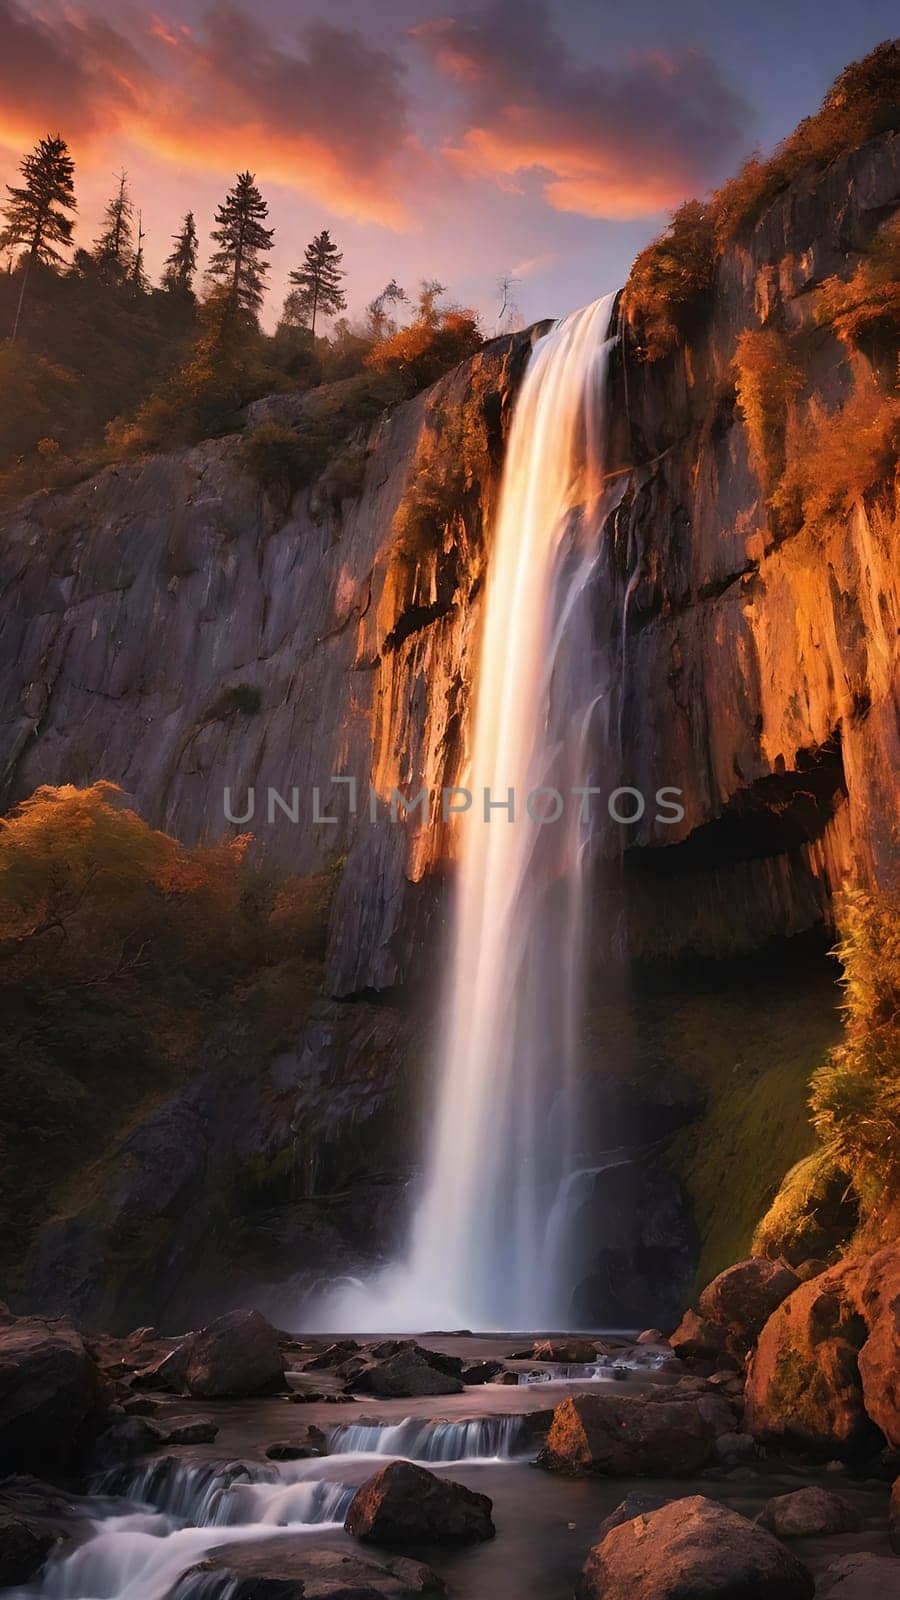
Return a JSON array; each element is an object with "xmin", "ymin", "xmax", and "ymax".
[{"xmin": 1, "ymin": 0, "xmax": 896, "ymax": 330}]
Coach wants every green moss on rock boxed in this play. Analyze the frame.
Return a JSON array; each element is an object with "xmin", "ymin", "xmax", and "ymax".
[{"xmin": 752, "ymin": 1149, "xmax": 857, "ymax": 1265}]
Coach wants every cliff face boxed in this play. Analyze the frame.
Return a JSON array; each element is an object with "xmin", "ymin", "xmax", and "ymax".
[
  {"xmin": 0, "ymin": 334, "xmax": 533, "ymax": 994},
  {"xmin": 2, "ymin": 139, "xmax": 896, "ymax": 995},
  {"xmin": 609, "ymin": 132, "xmax": 899, "ymax": 959},
  {"xmin": 1, "ymin": 135, "xmax": 897, "ymax": 1328}
]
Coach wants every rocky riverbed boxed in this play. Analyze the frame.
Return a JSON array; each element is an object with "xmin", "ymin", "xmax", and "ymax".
[{"xmin": 1, "ymin": 1289, "xmax": 898, "ymax": 1600}]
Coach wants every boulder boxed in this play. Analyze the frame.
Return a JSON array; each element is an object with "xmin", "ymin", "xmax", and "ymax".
[
  {"xmin": 707, "ymin": 1372, "xmax": 745, "ymax": 1398},
  {"xmin": 164, "ymin": 1420, "xmax": 219, "ymax": 1445},
  {"xmin": 595, "ymin": 1493, "xmax": 670, "ymax": 1543},
  {"xmin": 461, "ymin": 1360, "xmax": 503, "ymax": 1385},
  {"xmin": 816, "ymin": 1553, "xmax": 900, "ymax": 1597},
  {"xmin": 699, "ymin": 1259, "xmax": 800, "ymax": 1349},
  {"xmin": 88, "ymin": 1417, "xmax": 166, "ymax": 1471},
  {"xmin": 345, "ymin": 1460, "xmax": 494, "ymax": 1545},
  {"xmin": 795, "ymin": 1259, "xmax": 830, "ymax": 1283},
  {"xmin": 854, "ymin": 1246, "xmax": 900, "ymax": 1449},
  {"xmin": 668, "ymin": 1310, "xmax": 728, "ymax": 1364},
  {"xmin": 536, "ymin": 1394, "xmax": 714, "ymax": 1476},
  {"xmin": 0, "ymin": 1475, "xmax": 89, "ymax": 1583},
  {"xmin": 304, "ymin": 1340, "xmax": 362, "ymax": 1371},
  {"xmin": 349, "ymin": 1349, "xmax": 463, "ymax": 1399},
  {"xmin": 132, "ymin": 1339, "xmax": 194, "ymax": 1393},
  {"xmin": 265, "ymin": 1424, "xmax": 327, "ymax": 1459},
  {"xmin": 0, "ymin": 1315, "xmax": 100, "ymax": 1472},
  {"xmin": 333, "ymin": 1355, "xmax": 369, "ymax": 1382},
  {"xmin": 178, "ymin": 1539, "xmax": 444, "ymax": 1598},
  {"xmin": 580, "ymin": 1495, "xmax": 814, "ymax": 1600},
  {"xmin": 413, "ymin": 1349, "xmax": 464, "ymax": 1379},
  {"xmin": 533, "ymin": 1338, "xmax": 599, "ymax": 1364},
  {"xmin": 746, "ymin": 1247, "xmax": 899, "ymax": 1457},
  {"xmin": 746, "ymin": 1259, "xmax": 870, "ymax": 1457},
  {"xmin": 714, "ymin": 1430, "xmax": 758, "ymax": 1465},
  {"xmin": 0, "ymin": 1516, "xmax": 57, "ymax": 1586},
  {"xmin": 636, "ymin": 1329, "xmax": 668, "ymax": 1346},
  {"xmin": 122, "ymin": 1396, "xmax": 161, "ymax": 1416},
  {"xmin": 185, "ymin": 1311, "xmax": 285, "ymax": 1399},
  {"xmin": 758, "ymin": 1486, "xmax": 861, "ymax": 1537},
  {"xmin": 891, "ymin": 1476, "xmax": 899, "ymax": 1554},
  {"xmin": 694, "ymin": 1393, "xmax": 740, "ymax": 1437}
]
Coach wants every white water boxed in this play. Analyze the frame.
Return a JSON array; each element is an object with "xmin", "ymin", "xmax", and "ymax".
[
  {"xmin": 14, "ymin": 1460, "xmax": 354, "ymax": 1600},
  {"xmin": 327, "ymin": 1414, "xmax": 524, "ymax": 1461},
  {"xmin": 321, "ymin": 294, "xmax": 619, "ymax": 1332},
  {"xmin": 19, "ymin": 1431, "xmax": 523, "ymax": 1600}
]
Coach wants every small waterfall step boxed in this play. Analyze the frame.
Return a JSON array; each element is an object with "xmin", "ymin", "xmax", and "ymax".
[{"xmin": 327, "ymin": 1413, "xmax": 527, "ymax": 1461}]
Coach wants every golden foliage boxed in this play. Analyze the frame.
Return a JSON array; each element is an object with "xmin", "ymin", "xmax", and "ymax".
[
  {"xmin": 709, "ymin": 41, "xmax": 900, "ymax": 242},
  {"xmin": 815, "ymin": 216, "xmax": 900, "ymax": 350},
  {"xmin": 366, "ymin": 305, "xmax": 482, "ymax": 396},
  {"xmin": 732, "ymin": 328, "xmax": 805, "ymax": 488},
  {"xmin": 621, "ymin": 200, "xmax": 716, "ymax": 360},
  {"xmin": 392, "ymin": 391, "xmax": 491, "ymax": 561},
  {"xmin": 773, "ymin": 376, "xmax": 900, "ymax": 532},
  {"xmin": 810, "ymin": 886, "xmax": 900, "ymax": 1212},
  {"xmin": 623, "ymin": 42, "xmax": 900, "ymax": 360}
]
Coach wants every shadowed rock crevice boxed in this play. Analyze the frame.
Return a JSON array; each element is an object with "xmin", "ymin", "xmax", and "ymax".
[{"xmin": 626, "ymin": 734, "xmax": 846, "ymax": 876}]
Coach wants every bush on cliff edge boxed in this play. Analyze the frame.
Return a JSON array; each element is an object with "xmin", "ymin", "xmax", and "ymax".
[
  {"xmin": 810, "ymin": 886, "xmax": 900, "ymax": 1238},
  {"xmin": 624, "ymin": 41, "xmax": 900, "ymax": 360}
]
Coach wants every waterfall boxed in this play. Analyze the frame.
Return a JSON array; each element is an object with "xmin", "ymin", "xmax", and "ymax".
[
  {"xmin": 327, "ymin": 1414, "xmax": 525, "ymax": 1461},
  {"xmin": 92, "ymin": 1459, "xmax": 352, "ymax": 1531},
  {"xmin": 322, "ymin": 294, "xmax": 619, "ymax": 1332}
]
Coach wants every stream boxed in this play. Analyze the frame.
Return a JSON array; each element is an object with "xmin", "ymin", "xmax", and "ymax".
[{"xmin": 9, "ymin": 1337, "xmax": 893, "ymax": 1600}]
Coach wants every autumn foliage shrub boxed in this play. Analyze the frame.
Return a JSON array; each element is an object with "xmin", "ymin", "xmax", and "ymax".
[
  {"xmin": 0, "ymin": 783, "xmax": 336, "ymax": 1270},
  {"xmin": 623, "ymin": 42, "xmax": 900, "ymax": 360},
  {"xmin": 392, "ymin": 392, "xmax": 491, "ymax": 561},
  {"xmin": 240, "ymin": 420, "xmax": 325, "ymax": 507},
  {"xmin": 621, "ymin": 200, "xmax": 716, "ymax": 360},
  {"xmin": 810, "ymin": 886, "xmax": 900, "ymax": 1226},
  {"xmin": 732, "ymin": 328, "xmax": 805, "ymax": 488},
  {"xmin": 815, "ymin": 216, "xmax": 900, "ymax": 357},
  {"xmin": 366, "ymin": 296, "xmax": 482, "ymax": 397},
  {"xmin": 773, "ymin": 378, "xmax": 900, "ymax": 532},
  {"xmin": 709, "ymin": 40, "xmax": 900, "ymax": 242}
]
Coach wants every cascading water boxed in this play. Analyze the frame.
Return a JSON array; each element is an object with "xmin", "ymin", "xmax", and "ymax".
[
  {"xmin": 323, "ymin": 294, "xmax": 620, "ymax": 1331},
  {"xmin": 327, "ymin": 1415, "xmax": 525, "ymax": 1461},
  {"xmin": 18, "ymin": 1436, "xmax": 530, "ymax": 1600}
]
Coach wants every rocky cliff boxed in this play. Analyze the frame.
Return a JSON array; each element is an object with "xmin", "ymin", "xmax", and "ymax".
[
  {"xmin": 0, "ymin": 331, "xmax": 534, "ymax": 996},
  {"xmin": 2, "ymin": 138, "xmax": 896, "ymax": 992},
  {"xmin": 609, "ymin": 131, "xmax": 898, "ymax": 960},
  {"xmin": 0, "ymin": 133, "xmax": 896, "ymax": 1329}
]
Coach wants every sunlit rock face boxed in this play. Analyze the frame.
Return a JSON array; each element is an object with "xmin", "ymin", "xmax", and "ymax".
[
  {"xmin": 608, "ymin": 132, "xmax": 899, "ymax": 959},
  {"xmin": 745, "ymin": 1243, "xmax": 900, "ymax": 1458}
]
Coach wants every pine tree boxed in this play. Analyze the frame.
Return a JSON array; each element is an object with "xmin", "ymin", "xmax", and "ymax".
[
  {"xmin": 289, "ymin": 230, "xmax": 346, "ymax": 336},
  {"xmin": 1, "ymin": 134, "xmax": 76, "ymax": 341},
  {"xmin": 207, "ymin": 172, "xmax": 274, "ymax": 329},
  {"xmin": 162, "ymin": 211, "xmax": 198, "ymax": 295},
  {"xmin": 93, "ymin": 172, "xmax": 134, "ymax": 278}
]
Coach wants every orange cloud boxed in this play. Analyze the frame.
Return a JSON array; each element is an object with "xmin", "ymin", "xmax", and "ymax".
[{"xmin": 0, "ymin": 1, "xmax": 418, "ymax": 229}]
